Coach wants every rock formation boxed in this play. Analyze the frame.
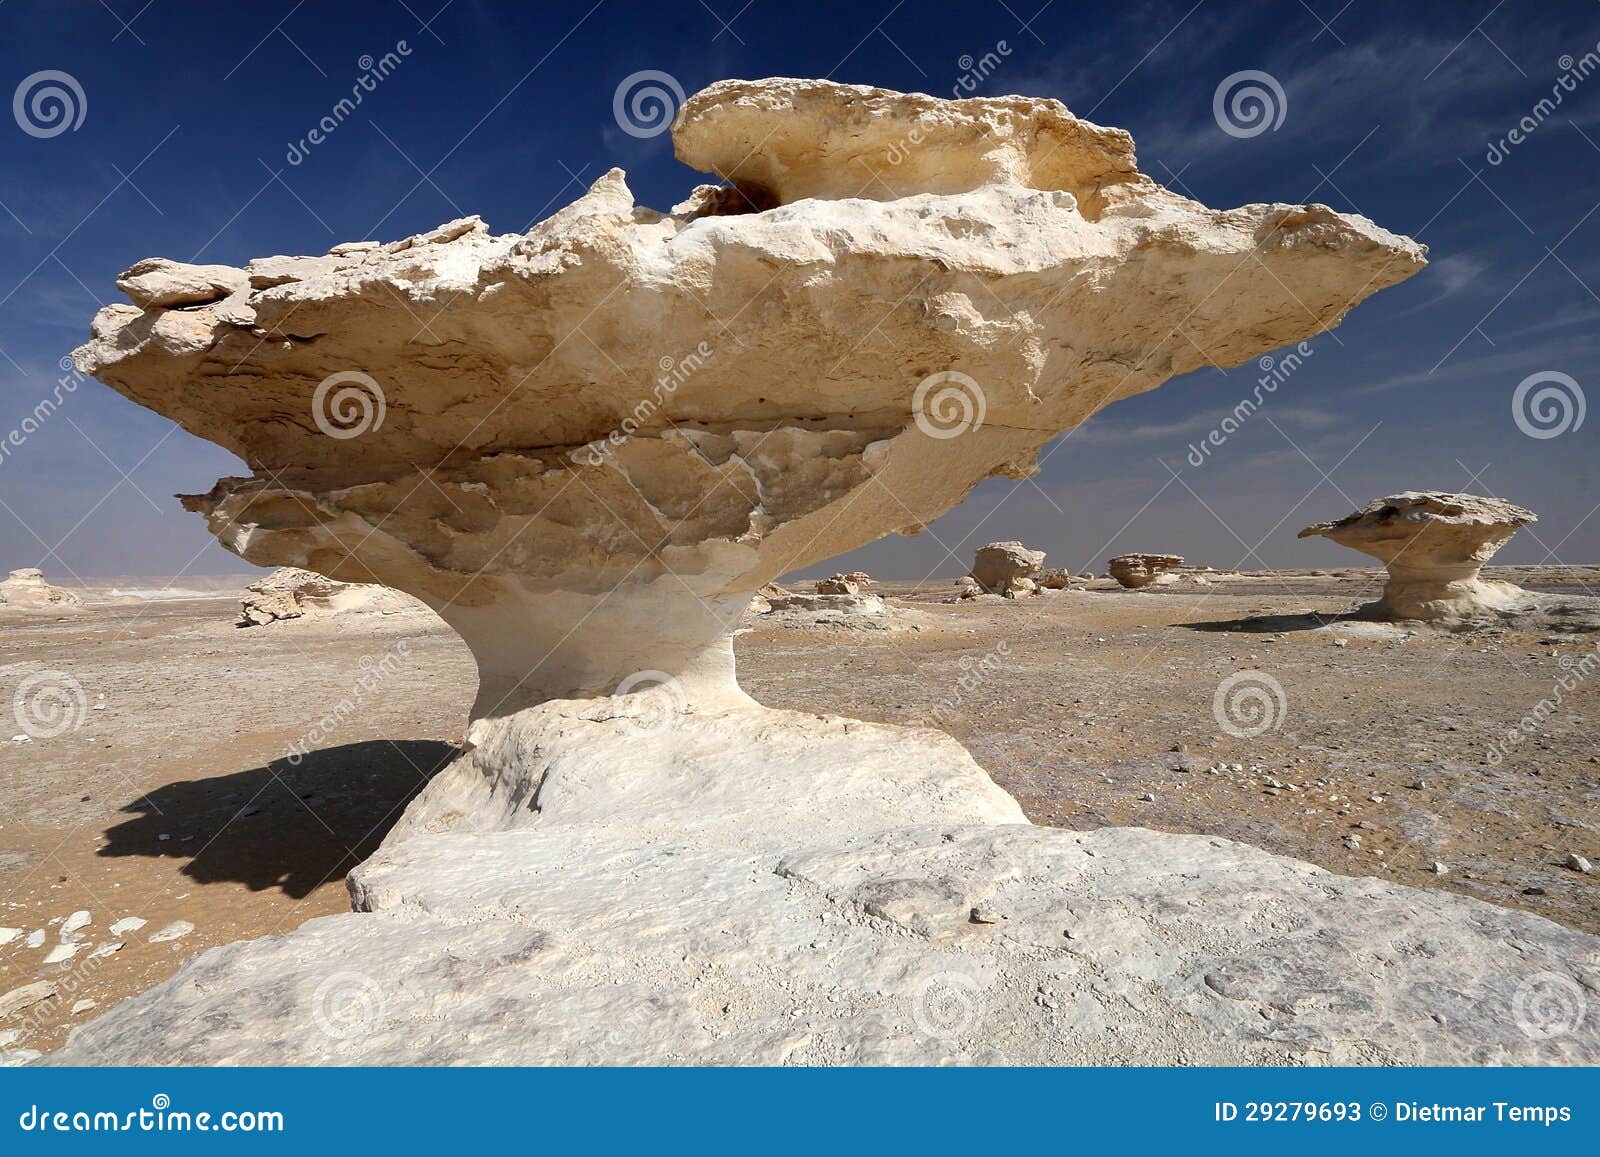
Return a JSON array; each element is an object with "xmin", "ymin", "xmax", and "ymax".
[
  {"xmin": 0, "ymin": 568, "xmax": 83, "ymax": 610},
  {"xmin": 1037, "ymin": 567, "xmax": 1086, "ymax": 590},
  {"xmin": 237, "ymin": 567, "xmax": 427, "ymax": 626},
  {"xmin": 1108, "ymin": 553, "xmax": 1185, "ymax": 589},
  {"xmin": 970, "ymin": 542, "xmax": 1046, "ymax": 597},
  {"xmin": 814, "ymin": 571, "xmax": 873, "ymax": 595},
  {"xmin": 1298, "ymin": 492, "xmax": 1537, "ymax": 623},
  {"xmin": 57, "ymin": 79, "xmax": 1593, "ymax": 1068}
]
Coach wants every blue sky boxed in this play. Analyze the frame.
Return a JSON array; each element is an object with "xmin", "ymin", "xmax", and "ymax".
[{"xmin": 0, "ymin": 0, "xmax": 1596, "ymax": 583}]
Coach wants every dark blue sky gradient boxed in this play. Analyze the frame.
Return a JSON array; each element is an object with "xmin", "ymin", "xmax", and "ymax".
[{"xmin": 1, "ymin": 0, "xmax": 1596, "ymax": 582}]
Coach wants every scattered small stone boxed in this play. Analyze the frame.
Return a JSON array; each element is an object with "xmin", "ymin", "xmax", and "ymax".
[
  {"xmin": 10, "ymin": 735, "xmax": 30, "ymax": 744},
  {"xmin": 41, "ymin": 942, "xmax": 81, "ymax": 965},
  {"xmin": 0, "ymin": 928, "xmax": 21, "ymax": 948},
  {"xmin": 1368, "ymin": 795, "xmax": 1384, "ymax": 803},
  {"xmin": 24, "ymin": 930, "xmax": 45, "ymax": 949},
  {"xmin": 1410, "ymin": 779, "xmax": 1429, "ymax": 790},
  {"xmin": 969, "ymin": 907, "xmax": 1003, "ymax": 924},
  {"xmin": 70, "ymin": 999, "xmax": 97, "ymax": 1015},
  {"xmin": 87, "ymin": 942, "xmax": 123, "ymax": 960},
  {"xmin": 1432, "ymin": 862, "xmax": 1449, "ymax": 875},
  {"xmin": 61, "ymin": 910, "xmax": 91, "ymax": 938},
  {"xmin": 0, "ymin": 980, "xmax": 57, "ymax": 1019},
  {"xmin": 1567, "ymin": 854, "xmax": 1592, "ymax": 874},
  {"xmin": 1138, "ymin": 792, "xmax": 1155, "ymax": 802},
  {"xmin": 148, "ymin": 920, "xmax": 195, "ymax": 943},
  {"xmin": 1333, "ymin": 638, "xmax": 1348, "ymax": 647},
  {"xmin": 108, "ymin": 917, "xmax": 146, "ymax": 937},
  {"xmin": 1522, "ymin": 887, "xmax": 1547, "ymax": 896}
]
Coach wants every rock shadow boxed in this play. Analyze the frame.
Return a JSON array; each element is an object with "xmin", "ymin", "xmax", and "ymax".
[
  {"xmin": 99, "ymin": 739, "xmax": 458, "ymax": 898},
  {"xmin": 1183, "ymin": 609, "xmax": 1366, "ymax": 634}
]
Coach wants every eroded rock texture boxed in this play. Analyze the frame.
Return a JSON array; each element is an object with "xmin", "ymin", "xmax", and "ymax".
[
  {"xmin": 1108, "ymin": 553, "xmax": 1184, "ymax": 589},
  {"xmin": 971, "ymin": 541, "xmax": 1046, "ymax": 597},
  {"xmin": 0, "ymin": 568, "xmax": 82, "ymax": 610},
  {"xmin": 1299, "ymin": 492, "xmax": 1536, "ymax": 622},
  {"xmin": 76, "ymin": 77, "xmax": 1423, "ymax": 718},
  {"xmin": 57, "ymin": 79, "xmax": 1579, "ymax": 1071},
  {"xmin": 237, "ymin": 566, "xmax": 428, "ymax": 627}
]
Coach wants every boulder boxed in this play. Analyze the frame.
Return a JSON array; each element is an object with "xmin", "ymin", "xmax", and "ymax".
[
  {"xmin": 1299, "ymin": 492, "xmax": 1536, "ymax": 623},
  {"xmin": 0, "ymin": 568, "xmax": 83, "ymax": 609},
  {"xmin": 1108, "ymin": 553, "xmax": 1185, "ymax": 589},
  {"xmin": 970, "ymin": 542, "xmax": 1046, "ymax": 597},
  {"xmin": 237, "ymin": 567, "xmax": 426, "ymax": 627},
  {"xmin": 814, "ymin": 571, "xmax": 873, "ymax": 595}
]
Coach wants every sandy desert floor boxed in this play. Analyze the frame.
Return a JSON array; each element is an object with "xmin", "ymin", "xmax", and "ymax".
[{"xmin": 1, "ymin": 570, "xmax": 1596, "ymax": 1055}]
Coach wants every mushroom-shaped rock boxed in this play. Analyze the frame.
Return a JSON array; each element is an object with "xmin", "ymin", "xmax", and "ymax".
[
  {"xmin": 57, "ymin": 80, "xmax": 1543, "ymax": 1070},
  {"xmin": 1299, "ymin": 491, "xmax": 1536, "ymax": 622},
  {"xmin": 0, "ymin": 568, "xmax": 83, "ymax": 609},
  {"xmin": 76, "ymin": 78, "xmax": 1421, "ymax": 719},
  {"xmin": 1108, "ymin": 553, "xmax": 1185, "ymax": 589},
  {"xmin": 970, "ymin": 542, "xmax": 1046, "ymax": 597}
]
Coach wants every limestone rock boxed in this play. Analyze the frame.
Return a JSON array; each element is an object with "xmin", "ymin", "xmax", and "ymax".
[
  {"xmin": 115, "ymin": 258, "xmax": 249, "ymax": 310},
  {"xmin": 1299, "ymin": 492, "xmax": 1536, "ymax": 622},
  {"xmin": 762, "ymin": 591, "xmax": 895, "ymax": 629},
  {"xmin": 54, "ymin": 77, "xmax": 1464, "ymax": 1067},
  {"xmin": 47, "ymin": 706, "xmax": 1600, "ymax": 1066},
  {"xmin": 1037, "ymin": 568, "xmax": 1086, "ymax": 590},
  {"xmin": 1108, "ymin": 553, "xmax": 1184, "ymax": 589},
  {"xmin": 76, "ymin": 76, "xmax": 1422, "ymax": 719},
  {"xmin": 814, "ymin": 571, "xmax": 873, "ymax": 595},
  {"xmin": 970, "ymin": 542, "xmax": 1045, "ymax": 597},
  {"xmin": 0, "ymin": 568, "xmax": 83, "ymax": 609},
  {"xmin": 237, "ymin": 567, "xmax": 427, "ymax": 627}
]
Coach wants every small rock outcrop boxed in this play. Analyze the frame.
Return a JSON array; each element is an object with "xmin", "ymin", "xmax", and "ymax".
[
  {"xmin": 1036, "ymin": 567, "xmax": 1085, "ymax": 590},
  {"xmin": 970, "ymin": 542, "xmax": 1045, "ymax": 597},
  {"xmin": 1299, "ymin": 492, "xmax": 1536, "ymax": 622},
  {"xmin": 1108, "ymin": 553, "xmax": 1184, "ymax": 589},
  {"xmin": 0, "ymin": 568, "xmax": 83, "ymax": 609},
  {"xmin": 237, "ymin": 567, "xmax": 424, "ymax": 627},
  {"xmin": 814, "ymin": 571, "xmax": 873, "ymax": 595}
]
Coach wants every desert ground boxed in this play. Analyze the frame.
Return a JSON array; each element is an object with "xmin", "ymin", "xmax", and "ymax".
[{"xmin": 1, "ymin": 567, "xmax": 1595, "ymax": 1056}]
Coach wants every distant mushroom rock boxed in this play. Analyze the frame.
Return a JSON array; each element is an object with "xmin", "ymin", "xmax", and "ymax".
[
  {"xmin": 237, "ymin": 567, "xmax": 427, "ymax": 627},
  {"xmin": 1299, "ymin": 492, "xmax": 1537, "ymax": 623},
  {"xmin": 970, "ymin": 542, "xmax": 1045, "ymax": 597},
  {"xmin": 0, "ymin": 568, "xmax": 83, "ymax": 610},
  {"xmin": 1108, "ymin": 553, "xmax": 1185, "ymax": 589}
]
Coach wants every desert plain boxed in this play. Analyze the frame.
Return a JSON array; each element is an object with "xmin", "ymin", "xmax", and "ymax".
[{"xmin": 3, "ymin": 564, "xmax": 1595, "ymax": 1056}]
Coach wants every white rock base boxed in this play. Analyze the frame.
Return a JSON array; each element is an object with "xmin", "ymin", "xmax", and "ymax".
[{"xmin": 46, "ymin": 706, "xmax": 1600, "ymax": 1065}]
